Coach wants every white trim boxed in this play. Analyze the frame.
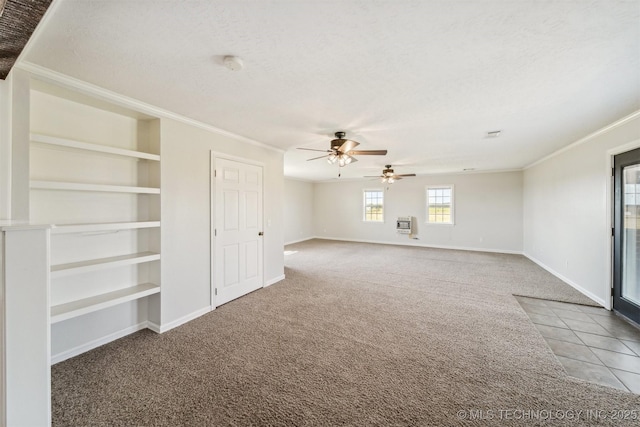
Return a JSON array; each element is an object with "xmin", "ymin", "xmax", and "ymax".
[
  {"xmin": 426, "ymin": 184, "xmax": 455, "ymax": 225},
  {"xmin": 211, "ymin": 151, "xmax": 266, "ymax": 168},
  {"xmin": 523, "ymin": 253, "xmax": 608, "ymax": 309},
  {"xmin": 606, "ymin": 139, "xmax": 640, "ymax": 157},
  {"xmin": 284, "ymin": 176, "xmax": 316, "ymax": 183},
  {"xmin": 50, "ymin": 321, "xmax": 149, "ymax": 365},
  {"xmin": 525, "ymin": 110, "xmax": 640, "ymax": 170},
  {"xmin": 209, "ymin": 152, "xmax": 220, "ymax": 309},
  {"xmin": 605, "ymin": 139, "xmax": 640, "ymax": 311},
  {"xmin": 10, "ymin": 0, "xmax": 62, "ymax": 76},
  {"xmin": 313, "ymin": 236, "xmax": 523, "ymax": 255},
  {"xmin": 264, "ymin": 274, "xmax": 286, "ymax": 288},
  {"xmin": 148, "ymin": 306, "xmax": 212, "ymax": 334},
  {"xmin": 211, "ymin": 153, "xmax": 266, "ymax": 308},
  {"xmin": 16, "ymin": 62, "xmax": 284, "ymax": 154},
  {"xmin": 363, "ymin": 188, "xmax": 385, "ymax": 222},
  {"xmin": 0, "ymin": 78, "xmax": 11, "ymax": 221},
  {"xmin": 308, "ymin": 168, "xmax": 522, "ymax": 183},
  {"xmin": 284, "ymin": 236, "xmax": 315, "ymax": 245}
]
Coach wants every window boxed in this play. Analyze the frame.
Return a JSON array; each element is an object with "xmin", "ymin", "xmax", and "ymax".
[
  {"xmin": 427, "ymin": 185, "xmax": 454, "ymax": 224},
  {"xmin": 363, "ymin": 189, "xmax": 384, "ymax": 222}
]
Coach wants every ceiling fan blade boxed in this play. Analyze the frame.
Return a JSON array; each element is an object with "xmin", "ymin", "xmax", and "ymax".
[
  {"xmin": 397, "ymin": 174, "xmax": 416, "ymax": 177},
  {"xmin": 297, "ymin": 148, "xmax": 333, "ymax": 153},
  {"xmin": 306, "ymin": 154, "xmax": 331, "ymax": 161},
  {"xmin": 392, "ymin": 176, "xmax": 403, "ymax": 180},
  {"xmin": 348, "ymin": 150, "xmax": 388, "ymax": 156},
  {"xmin": 363, "ymin": 175, "xmax": 382, "ymax": 178},
  {"xmin": 337, "ymin": 139, "xmax": 359, "ymax": 153}
]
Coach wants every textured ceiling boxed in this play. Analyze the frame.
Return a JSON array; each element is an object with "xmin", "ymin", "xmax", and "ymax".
[
  {"xmin": 0, "ymin": 0, "xmax": 52, "ymax": 79},
  {"xmin": 21, "ymin": 0, "xmax": 640, "ymax": 181}
]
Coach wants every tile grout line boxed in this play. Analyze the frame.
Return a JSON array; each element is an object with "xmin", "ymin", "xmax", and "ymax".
[{"xmin": 517, "ymin": 298, "xmax": 637, "ymax": 393}]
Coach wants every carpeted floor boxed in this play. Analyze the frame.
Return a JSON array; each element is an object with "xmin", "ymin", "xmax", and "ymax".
[{"xmin": 52, "ymin": 239, "xmax": 640, "ymax": 426}]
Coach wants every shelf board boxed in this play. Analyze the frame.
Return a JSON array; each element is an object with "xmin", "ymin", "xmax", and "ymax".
[
  {"xmin": 30, "ymin": 133, "xmax": 160, "ymax": 161},
  {"xmin": 30, "ymin": 180, "xmax": 160, "ymax": 194},
  {"xmin": 51, "ymin": 221, "xmax": 161, "ymax": 234},
  {"xmin": 50, "ymin": 283, "xmax": 160, "ymax": 323},
  {"xmin": 51, "ymin": 252, "xmax": 161, "ymax": 277}
]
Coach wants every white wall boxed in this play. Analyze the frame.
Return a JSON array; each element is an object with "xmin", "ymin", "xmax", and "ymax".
[
  {"xmin": 313, "ymin": 171, "xmax": 523, "ymax": 253},
  {"xmin": 523, "ymin": 113, "xmax": 640, "ymax": 307},
  {"xmin": 160, "ymin": 118, "xmax": 284, "ymax": 326},
  {"xmin": 1, "ymin": 69, "xmax": 285, "ymax": 359},
  {"xmin": 283, "ymin": 178, "xmax": 314, "ymax": 244},
  {"xmin": 0, "ymin": 78, "xmax": 10, "ymax": 220},
  {"xmin": 45, "ymin": 113, "xmax": 286, "ymax": 355}
]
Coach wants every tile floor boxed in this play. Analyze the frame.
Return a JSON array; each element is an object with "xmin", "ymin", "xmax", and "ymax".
[{"xmin": 515, "ymin": 296, "xmax": 640, "ymax": 393}]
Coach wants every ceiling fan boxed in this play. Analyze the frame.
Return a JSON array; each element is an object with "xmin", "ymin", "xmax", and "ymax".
[
  {"xmin": 297, "ymin": 131, "xmax": 388, "ymax": 167},
  {"xmin": 366, "ymin": 165, "xmax": 416, "ymax": 183}
]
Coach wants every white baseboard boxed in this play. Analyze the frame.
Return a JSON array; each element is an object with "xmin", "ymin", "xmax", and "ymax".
[
  {"xmin": 51, "ymin": 321, "xmax": 149, "ymax": 365},
  {"xmin": 151, "ymin": 306, "xmax": 213, "ymax": 334},
  {"xmin": 314, "ymin": 236, "xmax": 523, "ymax": 255},
  {"xmin": 284, "ymin": 237, "xmax": 314, "ymax": 245},
  {"xmin": 51, "ymin": 306, "xmax": 216, "ymax": 363},
  {"xmin": 265, "ymin": 274, "xmax": 285, "ymax": 287},
  {"xmin": 523, "ymin": 253, "xmax": 608, "ymax": 308},
  {"xmin": 146, "ymin": 320, "xmax": 162, "ymax": 334}
]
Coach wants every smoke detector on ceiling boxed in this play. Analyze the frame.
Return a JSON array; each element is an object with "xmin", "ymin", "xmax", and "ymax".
[{"xmin": 223, "ymin": 56, "xmax": 244, "ymax": 71}]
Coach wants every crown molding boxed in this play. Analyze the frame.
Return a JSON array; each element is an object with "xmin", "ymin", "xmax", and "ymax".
[
  {"xmin": 524, "ymin": 110, "xmax": 640, "ymax": 170},
  {"xmin": 299, "ymin": 167, "xmax": 522, "ymax": 183},
  {"xmin": 15, "ymin": 61, "xmax": 284, "ymax": 154},
  {"xmin": 284, "ymin": 176, "xmax": 316, "ymax": 183}
]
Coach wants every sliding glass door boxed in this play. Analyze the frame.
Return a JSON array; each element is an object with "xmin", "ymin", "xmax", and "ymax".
[{"xmin": 613, "ymin": 148, "xmax": 640, "ymax": 324}]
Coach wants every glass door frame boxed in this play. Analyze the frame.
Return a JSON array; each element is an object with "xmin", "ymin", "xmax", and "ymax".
[{"xmin": 613, "ymin": 147, "xmax": 640, "ymax": 324}]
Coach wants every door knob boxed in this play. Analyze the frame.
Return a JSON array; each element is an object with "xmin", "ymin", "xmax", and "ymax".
[{"xmin": 258, "ymin": 231, "xmax": 264, "ymax": 236}]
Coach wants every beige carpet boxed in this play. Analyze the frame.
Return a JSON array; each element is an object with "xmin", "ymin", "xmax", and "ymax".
[{"xmin": 52, "ymin": 239, "xmax": 640, "ymax": 426}]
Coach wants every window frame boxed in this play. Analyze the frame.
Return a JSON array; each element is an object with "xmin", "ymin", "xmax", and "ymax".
[
  {"xmin": 426, "ymin": 185, "xmax": 455, "ymax": 225},
  {"xmin": 362, "ymin": 188, "xmax": 385, "ymax": 223}
]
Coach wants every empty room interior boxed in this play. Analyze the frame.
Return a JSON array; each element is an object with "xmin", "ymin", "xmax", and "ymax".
[{"xmin": 1, "ymin": 0, "xmax": 640, "ymax": 425}]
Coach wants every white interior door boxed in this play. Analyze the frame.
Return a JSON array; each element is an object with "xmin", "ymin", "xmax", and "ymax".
[{"xmin": 214, "ymin": 157, "xmax": 263, "ymax": 306}]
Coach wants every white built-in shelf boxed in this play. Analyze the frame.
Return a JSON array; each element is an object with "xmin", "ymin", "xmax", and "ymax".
[
  {"xmin": 51, "ymin": 252, "xmax": 161, "ymax": 278},
  {"xmin": 51, "ymin": 221, "xmax": 161, "ymax": 234},
  {"xmin": 30, "ymin": 180, "xmax": 160, "ymax": 194},
  {"xmin": 30, "ymin": 133, "xmax": 161, "ymax": 161},
  {"xmin": 50, "ymin": 283, "xmax": 160, "ymax": 323}
]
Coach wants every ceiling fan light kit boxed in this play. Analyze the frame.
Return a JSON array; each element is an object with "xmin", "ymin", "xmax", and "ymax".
[
  {"xmin": 327, "ymin": 153, "xmax": 355, "ymax": 166},
  {"xmin": 366, "ymin": 165, "xmax": 417, "ymax": 184},
  {"xmin": 298, "ymin": 131, "xmax": 387, "ymax": 171}
]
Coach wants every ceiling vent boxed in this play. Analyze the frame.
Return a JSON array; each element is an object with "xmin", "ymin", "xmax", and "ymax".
[{"xmin": 486, "ymin": 130, "xmax": 502, "ymax": 138}]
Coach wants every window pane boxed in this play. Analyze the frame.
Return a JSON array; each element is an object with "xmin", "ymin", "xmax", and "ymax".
[
  {"xmin": 623, "ymin": 165, "xmax": 640, "ymax": 305},
  {"xmin": 364, "ymin": 190, "xmax": 383, "ymax": 222},
  {"xmin": 427, "ymin": 186, "xmax": 453, "ymax": 224}
]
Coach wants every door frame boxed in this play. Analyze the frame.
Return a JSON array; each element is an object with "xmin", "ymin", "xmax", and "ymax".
[
  {"xmin": 611, "ymin": 146, "xmax": 640, "ymax": 323},
  {"xmin": 606, "ymin": 139, "xmax": 640, "ymax": 310},
  {"xmin": 210, "ymin": 151, "xmax": 265, "ymax": 309}
]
